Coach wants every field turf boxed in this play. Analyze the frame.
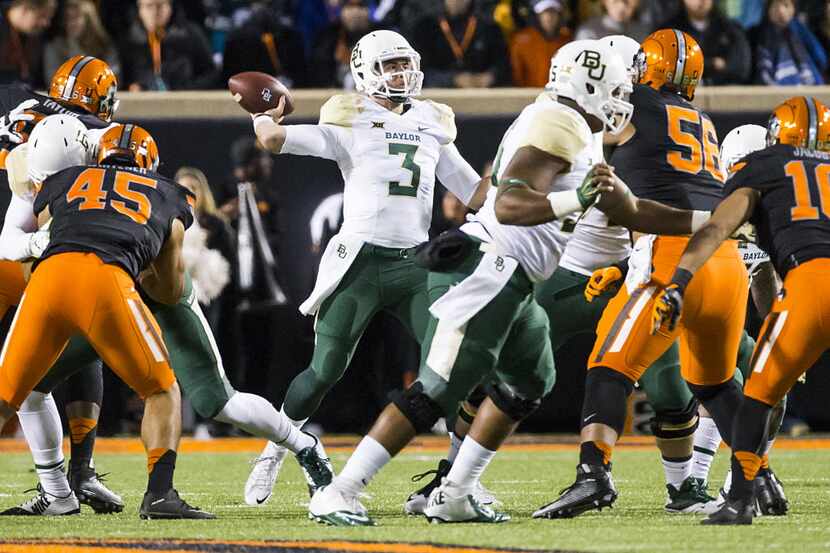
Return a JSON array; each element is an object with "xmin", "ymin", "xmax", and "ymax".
[{"xmin": 0, "ymin": 437, "xmax": 828, "ymax": 553}]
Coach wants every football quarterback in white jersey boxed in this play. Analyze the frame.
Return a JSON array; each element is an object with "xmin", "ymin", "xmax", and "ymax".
[
  {"xmin": 301, "ymin": 40, "xmax": 633, "ymax": 526},
  {"xmin": 247, "ymin": 30, "xmax": 487, "ymax": 507}
]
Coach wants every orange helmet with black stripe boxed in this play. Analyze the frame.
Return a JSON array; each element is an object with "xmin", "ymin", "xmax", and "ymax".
[
  {"xmin": 637, "ymin": 29, "xmax": 703, "ymax": 101},
  {"xmin": 49, "ymin": 55, "xmax": 118, "ymax": 122},
  {"xmin": 97, "ymin": 124, "xmax": 159, "ymax": 171},
  {"xmin": 767, "ymin": 96, "xmax": 830, "ymax": 152}
]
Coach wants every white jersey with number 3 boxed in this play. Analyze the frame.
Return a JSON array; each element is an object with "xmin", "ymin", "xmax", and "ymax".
[
  {"xmin": 281, "ymin": 94, "xmax": 479, "ymax": 248},
  {"xmin": 470, "ymin": 94, "xmax": 599, "ymax": 282}
]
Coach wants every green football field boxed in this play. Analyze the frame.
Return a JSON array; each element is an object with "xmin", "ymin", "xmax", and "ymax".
[{"xmin": 0, "ymin": 440, "xmax": 828, "ymax": 553}]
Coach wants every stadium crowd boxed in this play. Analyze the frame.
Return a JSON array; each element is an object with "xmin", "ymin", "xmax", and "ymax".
[{"xmin": 2, "ymin": 0, "xmax": 830, "ymax": 91}]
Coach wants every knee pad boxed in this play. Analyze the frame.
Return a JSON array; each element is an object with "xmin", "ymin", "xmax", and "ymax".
[
  {"xmin": 582, "ymin": 367, "xmax": 635, "ymax": 435},
  {"xmin": 65, "ymin": 360, "xmax": 104, "ymax": 405},
  {"xmin": 687, "ymin": 379, "xmax": 741, "ymax": 403},
  {"xmin": 650, "ymin": 398, "xmax": 699, "ymax": 440},
  {"xmin": 389, "ymin": 382, "xmax": 444, "ymax": 434},
  {"xmin": 485, "ymin": 382, "xmax": 541, "ymax": 422},
  {"xmin": 456, "ymin": 384, "xmax": 489, "ymax": 425}
]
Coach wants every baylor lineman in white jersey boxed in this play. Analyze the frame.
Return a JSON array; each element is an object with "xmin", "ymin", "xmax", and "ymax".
[
  {"xmin": 246, "ymin": 30, "xmax": 484, "ymax": 506},
  {"xmin": 304, "ymin": 41, "xmax": 634, "ymax": 526}
]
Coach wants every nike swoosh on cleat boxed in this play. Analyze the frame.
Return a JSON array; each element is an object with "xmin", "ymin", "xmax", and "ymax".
[
  {"xmin": 256, "ymin": 496, "xmax": 269, "ymax": 505},
  {"xmin": 151, "ymin": 499, "xmax": 166, "ymax": 506},
  {"xmin": 727, "ymin": 507, "xmax": 738, "ymax": 514}
]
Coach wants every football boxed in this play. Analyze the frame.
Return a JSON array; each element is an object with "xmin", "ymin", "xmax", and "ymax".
[{"xmin": 228, "ymin": 71, "xmax": 295, "ymax": 116}]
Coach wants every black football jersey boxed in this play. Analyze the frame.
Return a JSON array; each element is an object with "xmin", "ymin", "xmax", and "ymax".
[
  {"xmin": 0, "ymin": 84, "xmax": 109, "ymax": 154},
  {"xmin": 610, "ymin": 85, "xmax": 725, "ymax": 211},
  {"xmin": 33, "ymin": 165, "xmax": 194, "ymax": 278},
  {"xmin": 725, "ymin": 144, "xmax": 830, "ymax": 276}
]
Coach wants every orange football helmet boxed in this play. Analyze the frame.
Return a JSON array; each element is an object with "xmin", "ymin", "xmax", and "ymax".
[
  {"xmin": 767, "ymin": 96, "xmax": 830, "ymax": 152},
  {"xmin": 49, "ymin": 55, "xmax": 118, "ymax": 122},
  {"xmin": 97, "ymin": 124, "xmax": 159, "ymax": 171},
  {"xmin": 637, "ymin": 29, "xmax": 704, "ymax": 101}
]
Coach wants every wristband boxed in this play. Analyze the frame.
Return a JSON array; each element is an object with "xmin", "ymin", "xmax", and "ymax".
[
  {"xmin": 670, "ymin": 268, "xmax": 694, "ymax": 293},
  {"xmin": 547, "ymin": 190, "xmax": 583, "ymax": 220},
  {"xmin": 691, "ymin": 210, "xmax": 710, "ymax": 233}
]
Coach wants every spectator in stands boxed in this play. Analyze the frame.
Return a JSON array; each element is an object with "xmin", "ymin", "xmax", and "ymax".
[
  {"xmin": 311, "ymin": 0, "xmax": 375, "ymax": 88},
  {"xmin": 661, "ymin": 0, "xmax": 751, "ymax": 85},
  {"xmin": 175, "ymin": 166, "xmax": 234, "ymax": 325},
  {"xmin": 412, "ymin": 0, "xmax": 510, "ymax": 87},
  {"xmin": 120, "ymin": 0, "xmax": 219, "ymax": 91},
  {"xmin": 0, "ymin": 0, "xmax": 56, "ymax": 87},
  {"xmin": 222, "ymin": 1, "xmax": 307, "ymax": 88},
  {"xmin": 43, "ymin": 0, "xmax": 121, "ymax": 84},
  {"xmin": 510, "ymin": 0, "xmax": 572, "ymax": 87},
  {"xmin": 751, "ymin": 0, "xmax": 826, "ymax": 85},
  {"xmin": 575, "ymin": 0, "xmax": 649, "ymax": 42}
]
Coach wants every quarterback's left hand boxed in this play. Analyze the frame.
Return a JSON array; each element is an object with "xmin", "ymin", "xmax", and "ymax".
[{"xmin": 652, "ymin": 284, "xmax": 684, "ymax": 334}]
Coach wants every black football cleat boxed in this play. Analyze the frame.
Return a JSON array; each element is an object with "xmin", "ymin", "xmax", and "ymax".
[
  {"xmin": 533, "ymin": 464, "xmax": 618, "ymax": 519},
  {"xmin": 69, "ymin": 461, "xmax": 124, "ymax": 514},
  {"xmin": 139, "ymin": 489, "xmax": 215, "ymax": 520},
  {"xmin": 755, "ymin": 467, "xmax": 788, "ymax": 516},
  {"xmin": 701, "ymin": 496, "xmax": 755, "ymax": 525}
]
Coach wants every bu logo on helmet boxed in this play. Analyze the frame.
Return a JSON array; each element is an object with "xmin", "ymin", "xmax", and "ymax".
[{"xmin": 576, "ymin": 50, "xmax": 606, "ymax": 81}]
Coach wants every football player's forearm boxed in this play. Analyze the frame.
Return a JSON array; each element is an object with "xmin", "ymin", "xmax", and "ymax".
[
  {"xmin": 253, "ymin": 115, "xmax": 286, "ymax": 153},
  {"xmin": 494, "ymin": 186, "xmax": 555, "ymax": 226},
  {"xmin": 750, "ymin": 262, "xmax": 781, "ymax": 319},
  {"xmin": 628, "ymin": 199, "xmax": 696, "ymax": 235}
]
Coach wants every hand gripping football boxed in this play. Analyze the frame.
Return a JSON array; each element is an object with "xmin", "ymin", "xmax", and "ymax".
[{"xmin": 228, "ymin": 72, "xmax": 295, "ymax": 116}]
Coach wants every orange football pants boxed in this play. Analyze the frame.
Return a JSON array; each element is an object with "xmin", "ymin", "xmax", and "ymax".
[
  {"xmin": 589, "ymin": 235, "xmax": 749, "ymax": 386},
  {"xmin": 0, "ymin": 252, "xmax": 175, "ymax": 409},
  {"xmin": 745, "ymin": 258, "xmax": 830, "ymax": 406},
  {"xmin": 0, "ymin": 260, "xmax": 25, "ymax": 319}
]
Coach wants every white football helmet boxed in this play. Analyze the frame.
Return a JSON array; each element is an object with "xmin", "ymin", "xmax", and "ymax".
[
  {"xmin": 598, "ymin": 35, "xmax": 642, "ymax": 83},
  {"xmin": 548, "ymin": 40, "xmax": 634, "ymax": 135},
  {"xmin": 27, "ymin": 114, "xmax": 89, "ymax": 185},
  {"xmin": 720, "ymin": 124, "xmax": 767, "ymax": 175},
  {"xmin": 350, "ymin": 30, "xmax": 423, "ymax": 102}
]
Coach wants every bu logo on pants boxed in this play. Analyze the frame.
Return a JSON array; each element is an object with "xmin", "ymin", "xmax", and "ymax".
[
  {"xmin": 337, "ymin": 244, "xmax": 347, "ymax": 258},
  {"xmin": 494, "ymin": 256, "xmax": 505, "ymax": 272}
]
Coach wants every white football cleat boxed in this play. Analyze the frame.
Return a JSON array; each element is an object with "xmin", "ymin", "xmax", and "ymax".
[
  {"xmin": 0, "ymin": 485, "xmax": 80, "ymax": 516},
  {"xmin": 423, "ymin": 478, "xmax": 509, "ymax": 524},
  {"xmin": 244, "ymin": 441, "xmax": 287, "ymax": 506},
  {"xmin": 308, "ymin": 484, "xmax": 373, "ymax": 526}
]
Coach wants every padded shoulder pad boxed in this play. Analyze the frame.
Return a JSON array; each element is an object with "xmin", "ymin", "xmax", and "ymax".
[
  {"xmin": 319, "ymin": 94, "xmax": 364, "ymax": 127},
  {"xmin": 518, "ymin": 106, "xmax": 588, "ymax": 164},
  {"xmin": 422, "ymin": 100, "xmax": 457, "ymax": 143},
  {"xmin": 6, "ymin": 144, "xmax": 34, "ymax": 198}
]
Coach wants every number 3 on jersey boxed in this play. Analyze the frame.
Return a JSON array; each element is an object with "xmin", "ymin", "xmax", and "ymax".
[
  {"xmin": 66, "ymin": 168, "xmax": 157, "ymax": 224},
  {"xmin": 665, "ymin": 105, "xmax": 724, "ymax": 182},
  {"xmin": 388, "ymin": 143, "xmax": 421, "ymax": 197}
]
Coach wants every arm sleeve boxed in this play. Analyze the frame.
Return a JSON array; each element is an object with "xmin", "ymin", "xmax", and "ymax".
[
  {"xmin": 0, "ymin": 194, "xmax": 38, "ymax": 261},
  {"xmin": 282, "ymin": 124, "xmax": 350, "ymax": 162},
  {"xmin": 436, "ymin": 143, "xmax": 481, "ymax": 206}
]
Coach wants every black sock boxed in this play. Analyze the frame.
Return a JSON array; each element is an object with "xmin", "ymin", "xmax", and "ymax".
[
  {"xmin": 147, "ymin": 450, "xmax": 177, "ymax": 495},
  {"xmin": 69, "ymin": 421, "xmax": 97, "ymax": 473},
  {"xmin": 580, "ymin": 442, "xmax": 610, "ymax": 468}
]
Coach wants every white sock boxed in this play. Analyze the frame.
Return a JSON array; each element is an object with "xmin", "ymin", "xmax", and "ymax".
[
  {"xmin": 722, "ymin": 469, "xmax": 732, "ymax": 494},
  {"xmin": 691, "ymin": 417, "xmax": 722, "ymax": 481},
  {"xmin": 446, "ymin": 437, "xmax": 496, "ymax": 493},
  {"xmin": 18, "ymin": 392, "xmax": 71, "ymax": 496},
  {"xmin": 447, "ymin": 431, "xmax": 463, "ymax": 464},
  {"xmin": 280, "ymin": 404, "xmax": 308, "ymax": 429},
  {"xmin": 214, "ymin": 393, "xmax": 315, "ymax": 453},
  {"xmin": 335, "ymin": 436, "xmax": 391, "ymax": 496},
  {"xmin": 662, "ymin": 456, "xmax": 692, "ymax": 489}
]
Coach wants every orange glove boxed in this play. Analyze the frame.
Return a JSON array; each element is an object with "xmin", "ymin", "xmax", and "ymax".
[{"xmin": 584, "ymin": 266, "xmax": 623, "ymax": 303}]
